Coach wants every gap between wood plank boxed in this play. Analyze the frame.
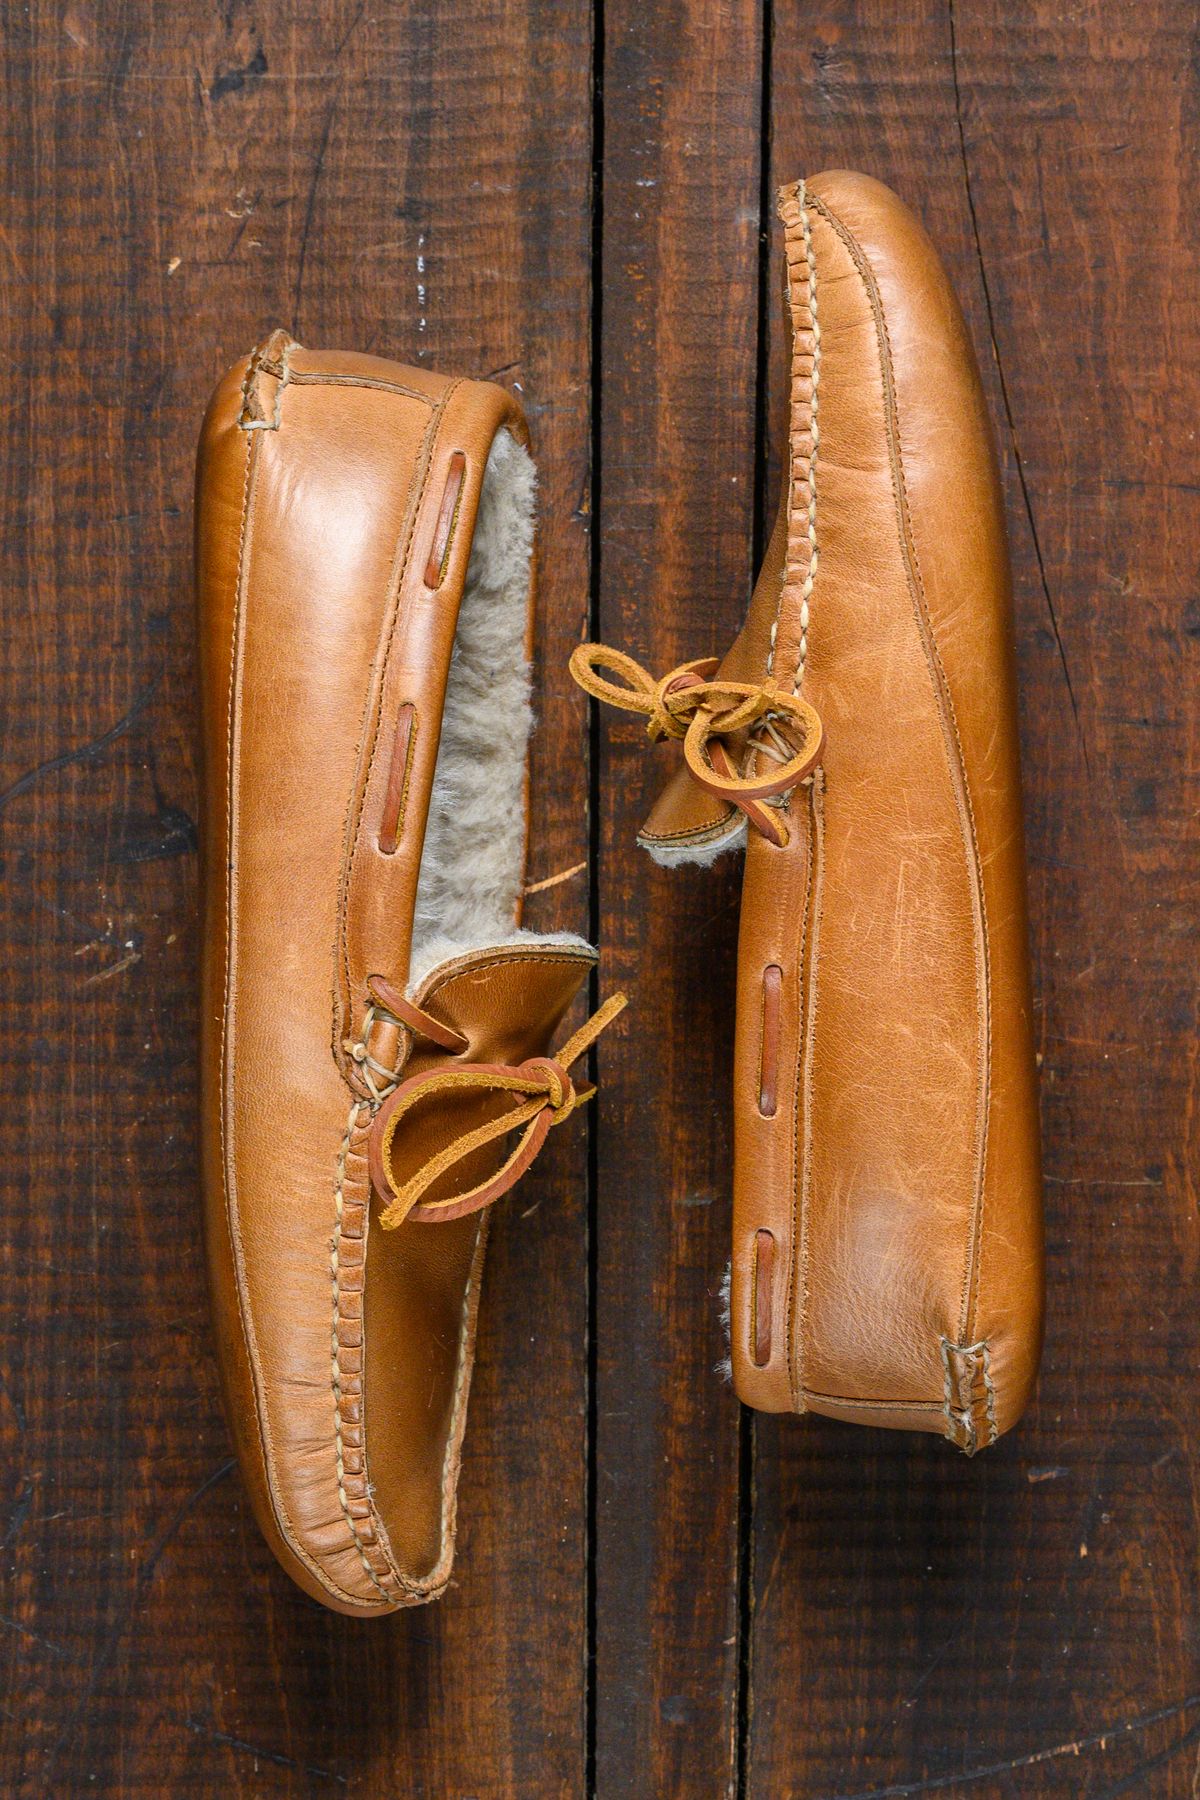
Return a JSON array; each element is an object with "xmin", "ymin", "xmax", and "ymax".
[{"xmin": 585, "ymin": 1, "xmax": 607, "ymax": 1794}]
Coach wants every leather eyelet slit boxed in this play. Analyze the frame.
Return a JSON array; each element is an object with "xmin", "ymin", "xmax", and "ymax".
[
  {"xmin": 758, "ymin": 965, "xmax": 782, "ymax": 1117},
  {"xmin": 423, "ymin": 451, "xmax": 467, "ymax": 589},
  {"xmin": 752, "ymin": 1230, "xmax": 775, "ymax": 1366},
  {"xmin": 378, "ymin": 703, "xmax": 416, "ymax": 855}
]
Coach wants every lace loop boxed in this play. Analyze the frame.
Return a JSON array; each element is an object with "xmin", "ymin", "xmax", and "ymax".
[
  {"xmin": 682, "ymin": 682, "xmax": 823, "ymax": 803},
  {"xmin": 369, "ymin": 992, "xmax": 627, "ymax": 1229},
  {"xmin": 569, "ymin": 642, "xmax": 823, "ymax": 842},
  {"xmin": 568, "ymin": 643, "xmax": 720, "ymax": 743}
]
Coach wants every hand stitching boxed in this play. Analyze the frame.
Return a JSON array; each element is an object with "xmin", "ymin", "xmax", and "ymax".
[
  {"xmin": 770, "ymin": 182, "xmax": 820, "ymax": 693},
  {"xmin": 238, "ymin": 334, "xmax": 295, "ymax": 432},
  {"xmin": 282, "ymin": 370, "xmax": 435, "ymax": 405},
  {"xmin": 330, "ymin": 1103, "xmax": 402, "ymax": 1602},
  {"xmin": 940, "ymin": 1336, "xmax": 994, "ymax": 1453},
  {"xmin": 324, "ymin": 940, "xmax": 595, "ymax": 1605}
]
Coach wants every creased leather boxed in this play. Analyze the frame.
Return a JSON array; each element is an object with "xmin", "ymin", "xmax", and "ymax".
[
  {"xmin": 196, "ymin": 337, "xmax": 593, "ymax": 1614},
  {"xmin": 650, "ymin": 173, "xmax": 1043, "ymax": 1447}
]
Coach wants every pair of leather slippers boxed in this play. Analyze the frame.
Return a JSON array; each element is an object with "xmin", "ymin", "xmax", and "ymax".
[{"xmin": 196, "ymin": 171, "xmax": 1043, "ymax": 1616}]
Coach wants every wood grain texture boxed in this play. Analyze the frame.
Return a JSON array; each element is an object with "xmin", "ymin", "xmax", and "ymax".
[
  {"xmin": 0, "ymin": 3, "xmax": 591, "ymax": 1795},
  {"xmin": 2, "ymin": 1, "xmax": 1198, "ymax": 1795},
  {"xmin": 749, "ymin": 3, "xmax": 1200, "ymax": 1796},
  {"xmin": 590, "ymin": 0, "xmax": 765, "ymax": 1794}
]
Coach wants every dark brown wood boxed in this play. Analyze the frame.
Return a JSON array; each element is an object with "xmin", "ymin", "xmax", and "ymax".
[
  {"xmin": 3, "ymin": 2, "xmax": 1199, "ymax": 1795},
  {"xmin": 748, "ymin": 4, "xmax": 1200, "ymax": 1796},
  {"xmin": 0, "ymin": 3, "xmax": 592, "ymax": 1795},
  {"xmin": 592, "ymin": 2, "xmax": 763, "ymax": 1793}
]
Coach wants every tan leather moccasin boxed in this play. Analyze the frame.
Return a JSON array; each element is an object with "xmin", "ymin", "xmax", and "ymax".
[
  {"xmin": 573, "ymin": 172, "xmax": 1042, "ymax": 1452},
  {"xmin": 197, "ymin": 332, "xmax": 622, "ymax": 1613}
]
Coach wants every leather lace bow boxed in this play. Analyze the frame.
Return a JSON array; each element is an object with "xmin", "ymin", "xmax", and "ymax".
[
  {"xmin": 368, "ymin": 992, "xmax": 627, "ymax": 1229},
  {"xmin": 568, "ymin": 643, "xmax": 823, "ymax": 846}
]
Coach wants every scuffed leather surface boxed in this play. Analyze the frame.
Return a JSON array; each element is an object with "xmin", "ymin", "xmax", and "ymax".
[
  {"xmin": 657, "ymin": 173, "xmax": 1043, "ymax": 1446},
  {"xmin": 196, "ymin": 339, "xmax": 564, "ymax": 1612}
]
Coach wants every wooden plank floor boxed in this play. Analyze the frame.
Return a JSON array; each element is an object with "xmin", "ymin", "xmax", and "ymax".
[{"xmin": 1, "ymin": 3, "xmax": 1196, "ymax": 1794}]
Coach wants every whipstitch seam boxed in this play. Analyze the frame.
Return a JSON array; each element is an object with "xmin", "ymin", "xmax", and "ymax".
[
  {"xmin": 981, "ymin": 1339, "xmax": 998, "ymax": 1444},
  {"xmin": 238, "ymin": 335, "xmax": 295, "ymax": 432},
  {"xmin": 794, "ymin": 187, "xmax": 819, "ymax": 688},
  {"xmin": 769, "ymin": 180, "xmax": 820, "ymax": 692},
  {"xmin": 331, "ymin": 1104, "xmax": 395, "ymax": 1602},
  {"xmin": 326, "ymin": 949, "xmax": 578, "ymax": 1602},
  {"xmin": 428, "ymin": 1239, "xmax": 483, "ymax": 1590},
  {"xmin": 939, "ymin": 1336, "xmax": 973, "ymax": 1452},
  {"xmin": 638, "ymin": 815, "xmax": 747, "ymax": 848},
  {"xmin": 939, "ymin": 1337, "xmax": 995, "ymax": 1452}
]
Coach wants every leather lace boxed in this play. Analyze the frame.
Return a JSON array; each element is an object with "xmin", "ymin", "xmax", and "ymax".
[
  {"xmin": 568, "ymin": 643, "xmax": 823, "ymax": 846},
  {"xmin": 369, "ymin": 992, "xmax": 627, "ymax": 1229}
]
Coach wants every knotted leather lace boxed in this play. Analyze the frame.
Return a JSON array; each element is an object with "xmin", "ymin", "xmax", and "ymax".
[
  {"xmin": 369, "ymin": 992, "xmax": 627, "ymax": 1229},
  {"xmin": 568, "ymin": 643, "xmax": 823, "ymax": 846},
  {"xmin": 342, "ymin": 978, "xmax": 469, "ymax": 1106}
]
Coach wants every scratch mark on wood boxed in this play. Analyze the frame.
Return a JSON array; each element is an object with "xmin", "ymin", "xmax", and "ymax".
[
  {"xmin": 823, "ymin": 1695, "xmax": 1200, "ymax": 1798},
  {"xmin": 183, "ymin": 1719, "xmax": 349, "ymax": 1785},
  {"xmin": 1089, "ymin": 1718, "xmax": 1200, "ymax": 1800},
  {"xmin": 946, "ymin": 0, "xmax": 1089, "ymax": 774},
  {"xmin": 0, "ymin": 682, "xmax": 157, "ymax": 813},
  {"xmin": 860, "ymin": 1623, "xmax": 968, "ymax": 1759},
  {"xmin": 1, "ymin": 1476, "xmax": 33, "ymax": 1547},
  {"xmin": 0, "ymin": 1371, "xmax": 27, "ymax": 1435},
  {"xmin": 0, "ymin": 1611, "xmax": 79, "ymax": 1662},
  {"xmin": 524, "ymin": 859, "xmax": 588, "ymax": 894},
  {"xmin": 331, "ymin": 2, "xmax": 367, "ymax": 61},
  {"xmin": 80, "ymin": 948, "xmax": 142, "ymax": 989},
  {"xmin": 291, "ymin": 98, "xmax": 338, "ymax": 337},
  {"xmin": 42, "ymin": 1459, "xmax": 236, "ymax": 1782}
]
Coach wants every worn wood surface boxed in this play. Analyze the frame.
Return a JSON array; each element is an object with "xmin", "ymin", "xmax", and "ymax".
[
  {"xmin": 1, "ymin": 1, "xmax": 1196, "ymax": 1795},
  {"xmin": 747, "ymin": 7, "xmax": 1200, "ymax": 1797},
  {"xmin": 592, "ymin": 1, "xmax": 762, "ymax": 1793},
  {"xmin": 0, "ymin": 4, "xmax": 593, "ymax": 1795}
]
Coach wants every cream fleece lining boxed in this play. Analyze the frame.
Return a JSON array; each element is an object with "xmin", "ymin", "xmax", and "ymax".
[
  {"xmin": 409, "ymin": 427, "xmax": 590, "ymax": 990},
  {"xmin": 640, "ymin": 813, "xmax": 748, "ymax": 870}
]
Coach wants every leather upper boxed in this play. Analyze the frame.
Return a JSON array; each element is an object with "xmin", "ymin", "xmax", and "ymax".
[
  {"xmin": 197, "ymin": 336, "xmax": 608, "ymax": 1614},
  {"xmin": 586, "ymin": 172, "xmax": 1044, "ymax": 1449}
]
